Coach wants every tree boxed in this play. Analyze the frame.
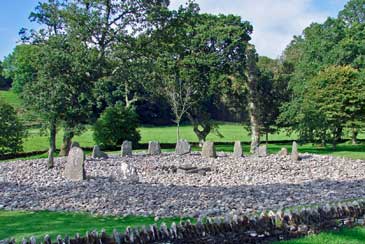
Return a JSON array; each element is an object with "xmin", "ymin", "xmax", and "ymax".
[
  {"xmin": 305, "ymin": 65, "xmax": 365, "ymax": 148},
  {"xmin": 2, "ymin": 44, "xmax": 39, "ymax": 93},
  {"xmin": 93, "ymin": 103, "xmax": 140, "ymax": 147},
  {"xmin": 0, "ymin": 101, "xmax": 26, "ymax": 156},
  {"xmin": 0, "ymin": 61, "xmax": 12, "ymax": 89}
]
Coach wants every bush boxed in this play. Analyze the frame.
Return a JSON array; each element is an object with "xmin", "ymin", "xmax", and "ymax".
[
  {"xmin": 93, "ymin": 104, "xmax": 141, "ymax": 148},
  {"xmin": 0, "ymin": 101, "xmax": 26, "ymax": 155}
]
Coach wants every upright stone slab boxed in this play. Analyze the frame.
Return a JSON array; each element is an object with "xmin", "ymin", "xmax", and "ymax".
[
  {"xmin": 175, "ymin": 139, "xmax": 191, "ymax": 155},
  {"xmin": 278, "ymin": 147, "xmax": 289, "ymax": 156},
  {"xmin": 201, "ymin": 141, "xmax": 216, "ymax": 158},
  {"xmin": 121, "ymin": 140, "xmax": 133, "ymax": 156},
  {"xmin": 291, "ymin": 141, "xmax": 300, "ymax": 161},
  {"xmin": 257, "ymin": 145, "xmax": 268, "ymax": 157},
  {"xmin": 233, "ymin": 141, "xmax": 243, "ymax": 158},
  {"xmin": 120, "ymin": 162, "xmax": 139, "ymax": 183},
  {"xmin": 47, "ymin": 148, "xmax": 54, "ymax": 169},
  {"xmin": 92, "ymin": 145, "xmax": 108, "ymax": 159},
  {"xmin": 148, "ymin": 141, "xmax": 161, "ymax": 155},
  {"xmin": 64, "ymin": 147, "xmax": 85, "ymax": 181}
]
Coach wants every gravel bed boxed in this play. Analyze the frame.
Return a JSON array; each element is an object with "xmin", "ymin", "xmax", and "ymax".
[{"xmin": 1, "ymin": 152, "xmax": 365, "ymax": 217}]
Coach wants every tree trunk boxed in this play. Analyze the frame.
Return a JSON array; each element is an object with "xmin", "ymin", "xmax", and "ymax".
[
  {"xmin": 49, "ymin": 120, "xmax": 57, "ymax": 153},
  {"xmin": 187, "ymin": 113, "xmax": 211, "ymax": 147},
  {"xmin": 265, "ymin": 132, "xmax": 269, "ymax": 145},
  {"xmin": 246, "ymin": 45, "xmax": 260, "ymax": 154},
  {"xmin": 352, "ymin": 127, "xmax": 358, "ymax": 145},
  {"xmin": 332, "ymin": 127, "xmax": 342, "ymax": 150},
  {"xmin": 176, "ymin": 121, "xmax": 180, "ymax": 142},
  {"xmin": 59, "ymin": 132, "xmax": 73, "ymax": 157}
]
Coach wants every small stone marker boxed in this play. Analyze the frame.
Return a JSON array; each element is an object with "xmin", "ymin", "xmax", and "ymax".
[
  {"xmin": 47, "ymin": 148, "xmax": 54, "ymax": 169},
  {"xmin": 291, "ymin": 141, "xmax": 300, "ymax": 161},
  {"xmin": 278, "ymin": 148, "xmax": 288, "ymax": 156},
  {"xmin": 120, "ymin": 162, "xmax": 139, "ymax": 183},
  {"xmin": 233, "ymin": 141, "xmax": 243, "ymax": 158},
  {"xmin": 71, "ymin": 141, "xmax": 80, "ymax": 148},
  {"xmin": 64, "ymin": 147, "xmax": 85, "ymax": 181},
  {"xmin": 92, "ymin": 145, "xmax": 108, "ymax": 159},
  {"xmin": 257, "ymin": 145, "xmax": 268, "ymax": 157},
  {"xmin": 148, "ymin": 141, "xmax": 161, "ymax": 155},
  {"xmin": 121, "ymin": 140, "xmax": 133, "ymax": 156},
  {"xmin": 175, "ymin": 139, "xmax": 191, "ymax": 155},
  {"xmin": 201, "ymin": 141, "xmax": 216, "ymax": 158}
]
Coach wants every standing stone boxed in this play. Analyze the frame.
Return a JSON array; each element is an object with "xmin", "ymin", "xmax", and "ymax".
[
  {"xmin": 64, "ymin": 147, "xmax": 85, "ymax": 181},
  {"xmin": 121, "ymin": 141, "xmax": 133, "ymax": 157},
  {"xmin": 175, "ymin": 139, "xmax": 191, "ymax": 155},
  {"xmin": 148, "ymin": 141, "xmax": 161, "ymax": 155},
  {"xmin": 71, "ymin": 141, "xmax": 80, "ymax": 148},
  {"xmin": 257, "ymin": 145, "xmax": 268, "ymax": 157},
  {"xmin": 291, "ymin": 141, "xmax": 300, "ymax": 161},
  {"xmin": 201, "ymin": 141, "xmax": 216, "ymax": 158},
  {"xmin": 92, "ymin": 145, "xmax": 108, "ymax": 159},
  {"xmin": 233, "ymin": 141, "xmax": 243, "ymax": 158},
  {"xmin": 120, "ymin": 162, "xmax": 139, "ymax": 183},
  {"xmin": 278, "ymin": 148, "xmax": 288, "ymax": 156},
  {"xmin": 47, "ymin": 148, "xmax": 54, "ymax": 169}
]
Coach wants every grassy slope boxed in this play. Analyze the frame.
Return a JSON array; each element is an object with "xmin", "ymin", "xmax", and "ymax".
[
  {"xmin": 0, "ymin": 210, "xmax": 189, "ymax": 241},
  {"xmin": 276, "ymin": 227, "xmax": 365, "ymax": 244}
]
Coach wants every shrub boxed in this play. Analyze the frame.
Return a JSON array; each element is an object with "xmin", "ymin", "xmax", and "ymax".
[
  {"xmin": 0, "ymin": 101, "xmax": 26, "ymax": 155},
  {"xmin": 93, "ymin": 104, "xmax": 141, "ymax": 148}
]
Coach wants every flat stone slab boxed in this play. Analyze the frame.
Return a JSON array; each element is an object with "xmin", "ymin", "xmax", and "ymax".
[{"xmin": 2, "ymin": 153, "xmax": 365, "ymax": 217}]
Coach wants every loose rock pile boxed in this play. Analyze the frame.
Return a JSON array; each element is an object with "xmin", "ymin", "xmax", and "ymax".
[{"xmin": 1, "ymin": 151, "xmax": 365, "ymax": 218}]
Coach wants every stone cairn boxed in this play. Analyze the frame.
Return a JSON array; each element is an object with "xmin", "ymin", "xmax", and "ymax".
[
  {"xmin": 201, "ymin": 141, "xmax": 216, "ymax": 158},
  {"xmin": 291, "ymin": 141, "xmax": 300, "ymax": 161},
  {"xmin": 8, "ymin": 200, "xmax": 365, "ymax": 244},
  {"xmin": 278, "ymin": 147, "xmax": 288, "ymax": 156},
  {"xmin": 233, "ymin": 141, "xmax": 243, "ymax": 158},
  {"xmin": 121, "ymin": 141, "xmax": 133, "ymax": 157},
  {"xmin": 92, "ymin": 145, "xmax": 108, "ymax": 159},
  {"xmin": 175, "ymin": 139, "xmax": 191, "ymax": 155},
  {"xmin": 257, "ymin": 144, "xmax": 268, "ymax": 157},
  {"xmin": 148, "ymin": 141, "xmax": 161, "ymax": 155},
  {"xmin": 64, "ymin": 147, "xmax": 85, "ymax": 181}
]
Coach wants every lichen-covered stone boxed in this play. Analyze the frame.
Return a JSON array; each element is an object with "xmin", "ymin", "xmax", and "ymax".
[
  {"xmin": 175, "ymin": 139, "xmax": 191, "ymax": 155},
  {"xmin": 201, "ymin": 141, "xmax": 216, "ymax": 158},
  {"xmin": 121, "ymin": 140, "xmax": 133, "ymax": 156},
  {"xmin": 64, "ymin": 147, "xmax": 85, "ymax": 181},
  {"xmin": 148, "ymin": 141, "xmax": 161, "ymax": 155},
  {"xmin": 233, "ymin": 141, "xmax": 243, "ymax": 158}
]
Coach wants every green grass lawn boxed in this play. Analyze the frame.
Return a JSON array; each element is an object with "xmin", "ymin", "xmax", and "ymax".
[
  {"xmin": 0, "ymin": 210, "xmax": 190, "ymax": 241},
  {"xmin": 276, "ymin": 227, "xmax": 365, "ymax": 244},
  {"xmin": 0, "ymin": 90, "xmax": 22, "ymax": 109}
]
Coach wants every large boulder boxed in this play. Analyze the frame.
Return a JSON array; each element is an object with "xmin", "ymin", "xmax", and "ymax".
[
  {"xmin": 201, "ymin": 141, "xmax": 216, "ymax": 158},
  {"xmin": 64, "ymin": 147, "xmax": 85, "ymax": 181},
  {"xmin": 121, "ymin": 140, "xmax": 133, "ymax": 157},
  {"xmin": 291, "ymin": 141, "xmax": 300, "ymax": 161},
  {"xmin": 278, "ymin": 147, "xmax": 289, "ymax": 156},
  {"xmin": 148, "ymin": 141, "xmax": 161, "ymax": 155},
  {"xmin": 175, "ymin": 139, "xmax": 191, "ymax": 155},
  {"xmin": 92, "ymin": 145, "xmax": 108, "ymax": 159},
  {"xmin": 257, "ymin": 145, "xmax": 268, "ymax": 157},
  {"xmin": 233, "ymin": 141, "xmax": 243, "ymax": 158},
  {"xmin": 120, "ymin": 162, "xmax": 139, "ymax": 183}
]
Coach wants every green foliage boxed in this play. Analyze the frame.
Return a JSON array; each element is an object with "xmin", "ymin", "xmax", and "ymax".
[
  {"xmin": 93, "ymin": 104, "xmax": 141, "ymax": 147},
  {"xmin": 0, "ymin": 101, "xmax": 26, "ymax": 155},
  {"xmin": 2, "ymin": 44, "xmax": 39, "ymax": 93}
]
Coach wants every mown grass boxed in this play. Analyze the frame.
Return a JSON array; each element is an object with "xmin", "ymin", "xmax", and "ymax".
[
  {"xmin": 0, "ymin": 210, "xmax": 190, "ymax": 241},
  {"xmin": 0, "ymin": 90, "xmax": 22, "ymax": 109},
  {"xmin": 276, "ymin": 226, "xmax": 365, "ymax": 244}
]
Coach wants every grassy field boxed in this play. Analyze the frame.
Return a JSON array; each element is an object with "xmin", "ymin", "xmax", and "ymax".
[
  {"xmin": 0, "ymin": 90, "xmax": 22, "ymax": 109},
  {"xmin": 276, "ymin": 227, "xmax": 365, "ymax": 244},
  {"xmin": 0, "ymin": 210, "xmax": 190, "ymax": 241}
]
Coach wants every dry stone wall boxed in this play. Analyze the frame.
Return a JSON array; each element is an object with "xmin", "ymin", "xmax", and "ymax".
[{"xmin": 3, "ymin": 200, "xmax": 365, "ymax": 244}]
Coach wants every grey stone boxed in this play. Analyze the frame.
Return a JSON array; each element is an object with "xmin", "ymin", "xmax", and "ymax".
[
  {"xmin": 64, "ymin": 147, "xmax": 85, "ymax": 181},
  {"xmin": 148, "ymin": 141, "xmax": 161, "ymax": 155},
  {"xmin": 278, "ymin": 148, "xmax": 288, "ymax": 156},
  {"xmin": 233, "ymin": 141, "xmax": 243, "ymax": 158},
  {"xmin": 291, "ymin": 141, "xmax": 300, "ymax": 161},
  {"xmin": 257, "ymin": 145, "xmax": 268, "ymax": 157},
  {"xmin": 175, "ymin": 139, "xmax": 191, "ymax": 155},
  {"xmin": 92, "ymin": 145, "xmax": 108, "ymax": 159},
  {"xmin": 121, "ymin": 141, "xmax": 133, "ymax": 157},
  {"xmin": 201, "ymin": 141, "xmax": 216, "ymax": 158},
  {"xmin": 47, "ymin": 148, "xmax": 54, "ymax": 168},
  {"xmin": 71, "ymin": 141, "xmax": 80, "ymax": 148},
  {"xmin": 120, "ymin": 162, "xmax": 139, "ymax": 183}
]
